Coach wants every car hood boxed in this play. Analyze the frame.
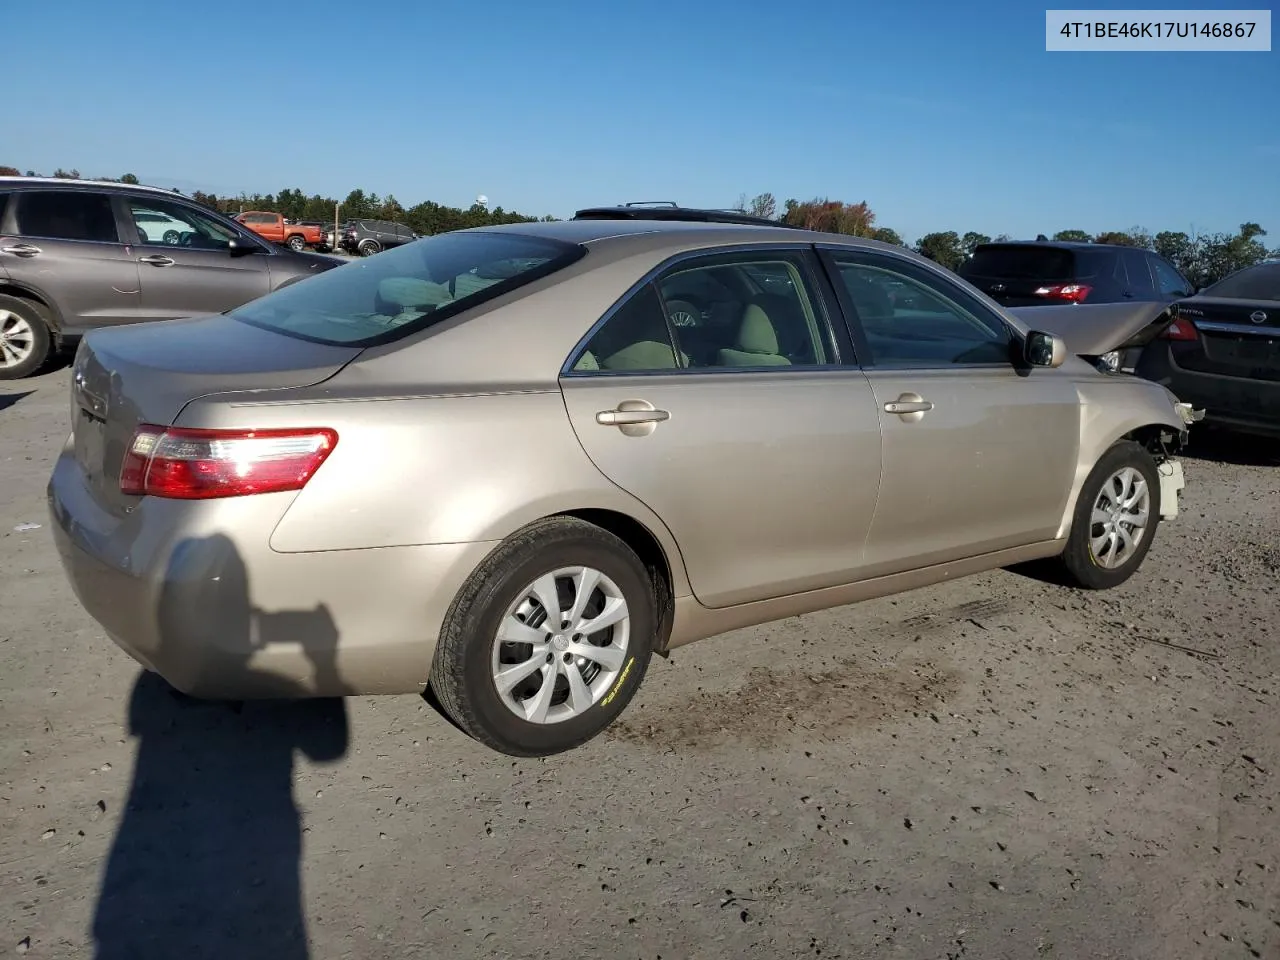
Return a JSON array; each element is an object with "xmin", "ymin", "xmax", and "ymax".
[{"xmin": 1006, "ymin": 301, "xmax": 1176, "ymax": 356}]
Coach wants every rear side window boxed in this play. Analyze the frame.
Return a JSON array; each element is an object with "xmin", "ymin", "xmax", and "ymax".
[
  {"xmin": 962, "ymin": 245, "xmax": 1075, "ymax": 281},
  {"xmin": 14, "ymin": 191, "xmax": 119, "ymax": 243},
  {"xmin": 1121, "ymin": 249, "xmax": 1155, "ymax": 297},
  {"xmin": 233, "ymin": 231, "xmax": 583, "ymax": 346},
  {"xmin": 1152, "ymin": 256, "xmax": 1192, "ymax": 297}
]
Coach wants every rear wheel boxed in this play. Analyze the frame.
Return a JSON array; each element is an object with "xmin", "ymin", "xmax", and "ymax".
[
  {"xmin": 0, "ymin": 295, "xmax": 53, "ymax": 381},
  {"xmin": 1058, "ymin": 440, "xmax": 1161, "ymax": 589},
  {"xmin": 429, "ymin": 517, "xmax": 656, "ymax": 757},
  {"xmin": 286, "ymin": 234, "xmax": 307, "ymax": 252},
  {"xmin": 358, "ymin": 239, "xmax": 381, "ymax": 257}
]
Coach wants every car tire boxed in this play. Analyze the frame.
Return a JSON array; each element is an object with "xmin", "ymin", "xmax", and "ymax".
[
  {"xmin": 286, "ymin": 235, "xmax": 307, "ymax": 252},
  {"xmin": 0, "ymin": 295, "xmax": 53, "ymax": 381},
  {"xmin": 358, "ymin": 239, "xmax": 380, "ymax": 257},
  {"xmin": 1058, "ymin": 440, "xmax": 1161, "ymax": 590},
  {"xmin": 429, "ymin": 517, "xmax": 656, "ymax": 757}
]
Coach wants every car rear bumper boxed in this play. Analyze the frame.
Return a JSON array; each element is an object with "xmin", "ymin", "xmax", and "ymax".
[
  {"xmin": 1137, "ymin": 345, "xmax": 1280, "ymax": 438},
  {"xmin": 47, "ymin": 447, "xmax": 495, "ymax": 699}
]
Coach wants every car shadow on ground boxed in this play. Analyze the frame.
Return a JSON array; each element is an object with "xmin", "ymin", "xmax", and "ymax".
[
  {"xmin": 92, "ymin": 534, "xmax": 350, "ymax": 960},
  {"xmin": 0, "ymin": 391, "xmax": 34, "ymax": 412}
]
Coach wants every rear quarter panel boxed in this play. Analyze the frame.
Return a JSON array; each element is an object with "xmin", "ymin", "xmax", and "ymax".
[{"xmin": 176, "ymin": 389, "xmax": 692, "ymax": 597}]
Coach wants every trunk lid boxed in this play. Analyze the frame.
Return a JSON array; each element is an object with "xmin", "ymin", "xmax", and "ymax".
[
  {"xmin": 71, "ymin": 315, "xmax": 361, "ymax": 512},
  {"xmin": 1175, "ymin": 296, "xmax": 1280, "ymax": 380}
]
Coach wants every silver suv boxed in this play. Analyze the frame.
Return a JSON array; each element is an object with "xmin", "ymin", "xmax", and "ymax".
[{"xmin": 0, "ymin": 178, "xmax": 342, "ymax": 379}]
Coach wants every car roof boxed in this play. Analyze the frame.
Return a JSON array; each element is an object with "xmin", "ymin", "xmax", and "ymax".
[
  {"xmin": 0, "ymin": 176, "xmax": 191, "ymax": 197},
  {"xmin": 459, "ymin": 217, "xmax": 905, "ymax": 258},
  {"xmin": 974, "ymin": 240, "xmax": 1138, "ymax": 253}
]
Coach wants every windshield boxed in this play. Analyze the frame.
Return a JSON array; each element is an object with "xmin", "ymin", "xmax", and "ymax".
[
  {"xmin": 233, "ymin": 231, "xmax": 584, "ymax": 346},
  {"xmin": 1201, "ymin": 262, "xmax": 1280, "ymax": 301}
]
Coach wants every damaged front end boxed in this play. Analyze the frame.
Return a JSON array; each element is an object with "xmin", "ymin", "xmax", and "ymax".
[{"xmin": 1006, "ymin": 301, "xmax": 1183, "ymax": 375}]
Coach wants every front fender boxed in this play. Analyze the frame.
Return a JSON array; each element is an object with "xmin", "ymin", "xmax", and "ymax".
[{"xmin": 1056, "ymin": 376, "xmax": 1187, "ymax": 538}]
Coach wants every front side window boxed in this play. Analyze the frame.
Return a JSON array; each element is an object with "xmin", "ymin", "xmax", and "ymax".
[
  {"xmin": 830, "ymin": 254, "xmax": 1013, "ymax": 367},
  {"xmin": 14, "ymin": 191, "xmax": 119, "ymax": 243},
  {"xmin": 572, "ymin": 252, "xmax": 834, "ymax": 373},
  {"xmin": 126, "ymin": 197, "xmax": 242, "ymax": 250},
  {"xmin": 234, "ymin": 230, "xmax": 582, "ymax": 346}
]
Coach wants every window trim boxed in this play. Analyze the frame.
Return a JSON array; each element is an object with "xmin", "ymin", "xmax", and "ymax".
[
  {"xmin": 816, "ymin": 244, "xmax": 1022, "ymax": 372},
  {"xmin": 7, "ymin": 188, "xmax": 125, "ymax": 246},
  {"xmin": 560, "ymin": 243, "xmax": 854, "ymax": 378}
]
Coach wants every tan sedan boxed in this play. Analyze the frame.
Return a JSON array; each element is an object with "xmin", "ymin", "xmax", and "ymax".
[{"xmin": 47, "ymin": 211, "xmax": 1196, "ymax": 755}]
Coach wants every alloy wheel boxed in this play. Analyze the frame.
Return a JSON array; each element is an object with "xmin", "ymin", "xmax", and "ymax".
[
  {"xmin": 490, "ymin": 566, "xmax": 631, "ymax": 724},
  {"xmin": 0, "ymin": 310, "xmax": 35, "ymax": 369}
]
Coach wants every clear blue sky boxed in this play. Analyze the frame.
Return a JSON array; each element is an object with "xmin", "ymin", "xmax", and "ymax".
[{"xmin": 8, "ymin": 0, "xmax": 1278, "ymax": 242}]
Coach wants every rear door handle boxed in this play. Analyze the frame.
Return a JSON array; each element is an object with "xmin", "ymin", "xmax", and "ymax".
[
  {"xmin": 138, "ymin": 254, "xmax": 175, "ymax": 266},
  {"xmin": 883, "ymin": 393, "xmax": 934, "ymax": 422},
  {"xmin": 1, "ymin": 243, "xmax": 42, "ymax": 258}
]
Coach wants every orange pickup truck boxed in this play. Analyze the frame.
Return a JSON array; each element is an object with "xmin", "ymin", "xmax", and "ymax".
[{"xmin": 234, "ymin": 211, "xmax": 324, "ymax": 252}]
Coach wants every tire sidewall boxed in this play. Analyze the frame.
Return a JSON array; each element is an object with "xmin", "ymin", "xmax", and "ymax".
[
  {"xmin": 452, "ymin": 529, "xmax": 655, "ymax": 756},
  {"xmin": 0, "ymin": 295, "xmax": 52, "ymax": 381},
  {"xmin": 287, "ymin": 235, "xmax": 306, "ymax": 252},
  {"xmin": 359, "ymin": 240, "xmax": 379, "ymax": 257},
  {"xmin": 1066, "ymin": 441, "xmax": 1162, "ymax": 588}
]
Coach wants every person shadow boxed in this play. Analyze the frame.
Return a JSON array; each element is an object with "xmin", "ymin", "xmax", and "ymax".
[{"xmin": 92, "ymin": 534, "xmax": 351, "ymax": 960}]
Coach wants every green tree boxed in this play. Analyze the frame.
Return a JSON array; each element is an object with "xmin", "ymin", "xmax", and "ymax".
[
  {"xmin": 869, "ymin": 226, "xmax": 904, "ymax": 246},
  {"xmin": 52, "ymin": 168, "xmax": 80, "ymax": 179},
  {"xmin": 914, "ymin": 231, "xmax": 965, "ymax": 271},
  {"xmin": 120, "ymin": 173, "xmax": 140, "ymax": 185},
  {"xmin": 0, "ymin": 165, "xmax": 21, "ymax": 177},
  {"xmin": 746, "ymin": 192, "xmax": 777, "ymax": 220},
  {"xmin": 1153, "ymin": 231, "xmax": 1199, "ymax": 279},
  {"xmin": 1052, "ymin": 229, "xmax": 1091, "ymax": 242},
  {"xmin": 1198, "ymin": 223, "xmax": 1269, "ymax": 285},
  {"xmin": 961, "ymin": 231, "xmax": 991, "ymax": 258}
]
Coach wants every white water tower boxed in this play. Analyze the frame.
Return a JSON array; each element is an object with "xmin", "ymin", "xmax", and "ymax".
[{"xmin": 476, "ymin": 194, "xmax": 489, "ymax": 208}]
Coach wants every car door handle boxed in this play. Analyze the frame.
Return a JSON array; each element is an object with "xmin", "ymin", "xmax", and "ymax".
[
  {"xmin": 1, "ymin": 243, "xmax": 42, "ymax": 258},
  {"xmin": 138, "ymin": 254, "xmax": 175, "ymax": 266},
  {"xmin": 883, "ymin": 396, "xmax": 934, "ymax": 415},
  {"xmin": 596, "ymin": 407, "xmax": 671, "ymax": 426}
]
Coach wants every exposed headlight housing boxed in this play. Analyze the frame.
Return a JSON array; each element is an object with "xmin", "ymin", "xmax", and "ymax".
[
  {"xmin": 1173, "ymin": 401, "xmax": 1205, "ymax": 425},
  {"xmin": 1096, "ymin": 350, "xmax": 1121, "ymax": 373}
]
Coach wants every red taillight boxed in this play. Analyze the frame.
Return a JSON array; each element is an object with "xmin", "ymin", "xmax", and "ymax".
[
  {"xmin": 1160, "ymin": 318, "xmax": 1200, "ymax": 341},
  {"xmin": 120, "ymin": 425, "xmax": 338, "ymax": 499},
  {"xmin": 1033, "ymin": 283, "xmax": 1092, "ymax": 302}
]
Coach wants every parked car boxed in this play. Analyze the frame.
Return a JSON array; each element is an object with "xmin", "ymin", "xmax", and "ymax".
[
  {"xmin": 340, "ymin": 219, "xmax": 418, "ymax": 256},
  {"xmin": 0, "ymin": 178, "xmax": 342, "ymax": 379},
  {"xmin": 235, "ymin": 211, "xmax": 324, "ymax": 252},
  {"xmin": 1135, "ymin": 259, "xmax": 1280, "ymax": 439},
  {"xmin": 48, "ymin": 207, "xmax": 1197, "ymax": 757},
  {"xmin": 959, "ymin": 241, "xmax": 1194, "ymax": 307}
]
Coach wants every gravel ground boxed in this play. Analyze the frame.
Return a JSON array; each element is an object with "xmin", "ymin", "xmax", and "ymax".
[{"xmin": 1, "ymin": 363, "xmax": 1277, "ymax": 960}]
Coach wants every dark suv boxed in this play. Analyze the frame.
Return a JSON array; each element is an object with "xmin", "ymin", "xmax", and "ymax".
[
  {"xmin": 340, "ymin": 219, "xmax": 418, "ymax": 257},
  {"xmin": 0, "ymin": 178, "xmax": 343, "ymax": 379},
  {"xmin": 959, "ymin": 241, "xmax": 1193, "ymax": 307}
]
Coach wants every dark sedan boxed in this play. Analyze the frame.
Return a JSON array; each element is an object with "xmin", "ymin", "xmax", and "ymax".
[{"xmin": 1136, "ymin": 260, "xmax": 1280, "ymax": 439}]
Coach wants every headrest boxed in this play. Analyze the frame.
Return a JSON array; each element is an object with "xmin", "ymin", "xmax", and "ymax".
[{"xmin": 737, "ymin": 302, "xmax": 779, "ymax": 354}]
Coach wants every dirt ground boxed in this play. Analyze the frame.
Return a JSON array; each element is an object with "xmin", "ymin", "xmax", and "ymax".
[{"xmin": 2, "ymin": 364, "xmax": 1277, "ymax": 960}]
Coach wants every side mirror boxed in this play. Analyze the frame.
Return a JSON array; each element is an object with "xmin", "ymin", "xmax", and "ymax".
[
  {"xmin": 228, "ymin": 238, "xmax": 258, "ymax": 257},
  {"xmin": 1024, "ymin": 330, "xmax": 1067, "ymax": 368}
]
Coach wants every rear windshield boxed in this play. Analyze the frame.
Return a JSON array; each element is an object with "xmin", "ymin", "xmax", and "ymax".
[
  {"xmin": 962, "ymin": 245, "xmax": 1076, "ymax": 281},
  {"xmin": 233, "ymin": 231, "xmax": 583, "ymax": 347},
  {"xmin": 1201, "ymin": 262, "xmax": 1280, "ymax": 301}
]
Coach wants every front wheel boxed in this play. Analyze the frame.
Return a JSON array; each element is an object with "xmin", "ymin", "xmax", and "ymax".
[
  {"xmin": 1058, "ymin": 440, "xmax": 1161, "ymax": 589},
  {"xmin": 429, "ymin": 517, "xmax": 656, "ymax": 757}
]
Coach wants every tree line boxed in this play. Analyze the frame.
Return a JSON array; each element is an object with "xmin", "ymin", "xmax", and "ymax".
[
  {"xmin": 741, "ymin": 192, "xmax": 1276, "ymax": 289},
  {"xmin": 3, "ymin": 168, "xmax": 1273, "ymax": 288}
]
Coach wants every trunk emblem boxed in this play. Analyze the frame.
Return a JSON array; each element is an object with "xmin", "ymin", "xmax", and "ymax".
[
  {"xmin": 1250, "ymin": 310, "xmax": 1267, "ymax": 324},
  {"xmin": 73, "ymin": 371, "xmax": 109, "ymax": 421}
]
